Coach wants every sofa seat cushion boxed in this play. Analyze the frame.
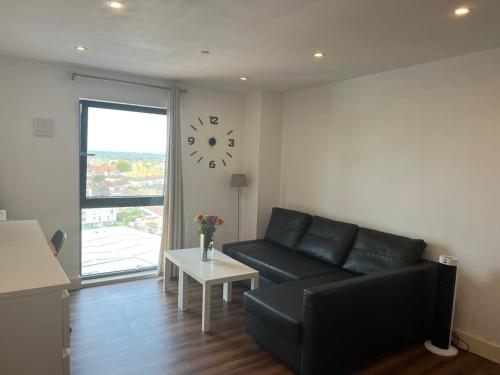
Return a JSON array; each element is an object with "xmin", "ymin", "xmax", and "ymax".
[
  {"xmin": 223, "ymin": 240, "xmax": 338, "ymax": 283},
  {"xmin": 244, "ymin": 272, "xmax": 357, "ymax": 343},
  {"xmin": 296, "ymin": 216, "xmax": 359, "ymax": 266},
  {"xmin": 264, "ymin": 207, "xmax": 312, "ymax": 248},
  {"xmin": 343, "ymin": 228, "xmax": 427, "ymax": 275}
]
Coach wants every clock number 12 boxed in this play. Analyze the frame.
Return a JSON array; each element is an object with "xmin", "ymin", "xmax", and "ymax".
[{"xmin": 209, "ymin": 116, "xmax": 219, "ymax": 125}]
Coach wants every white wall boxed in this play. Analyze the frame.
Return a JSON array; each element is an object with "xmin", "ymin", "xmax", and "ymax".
[
  {"xmin": 241, "ymin": 91, "xmax": 283, "ymax": 240},
  {"xmin": 281, "ymin": 47, "xmax": 500, "ymax": 348},
  {"xmin": 181, "ymin": 86, "xmax": 245, "ymax": 248},
  {"xmin": 0, "ymin": 55, "xmax": 245, "ymax": 281},
  {"xmin": 257, "ymin": 92, "xmax": 283, "ymax": 237},
  {"xmin": 241, "ymin": 92, "xmax": 261, "ymax": 240}
]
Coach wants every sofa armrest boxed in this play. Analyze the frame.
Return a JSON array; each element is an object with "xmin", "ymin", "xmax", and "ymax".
[{"xmin": 301, "ymin": 261, "xmax": 438, "ymax": 375}]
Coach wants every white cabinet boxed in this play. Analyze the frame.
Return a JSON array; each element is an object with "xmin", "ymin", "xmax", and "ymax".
[
  {"xmin": 62, "ymin": 289, "xmax": 71, "ymax": 349},
  {"xmin": 63, "ymin": 347, "xmax": 71, "ymax": 375},
  {"xmin": 0, "ymin": 220, "xmax": 71, "ymax": 375},
  {"xmin": 62, "ymin": 289, "xmax": 71, "ymax": 374}
]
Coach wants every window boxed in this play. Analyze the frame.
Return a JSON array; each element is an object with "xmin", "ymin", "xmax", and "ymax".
[{"xmin": 80, "ymin": 100, "xmax": 167, "ymax": 278}]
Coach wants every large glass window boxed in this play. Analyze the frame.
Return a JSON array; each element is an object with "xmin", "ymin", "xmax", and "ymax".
[{"xmin": 80, "ymin": 100, "xmax": 167, "ymax": 278}]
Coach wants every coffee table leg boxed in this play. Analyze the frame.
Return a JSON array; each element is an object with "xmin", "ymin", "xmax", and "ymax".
[
  {"xmin": 223, "ymin": 282, "xmax": 232, "ymax": 302},
  {"xmin": 202, "ymin": 283, "xmax": 211, "ymax": 332},
  {"xmin": 163, "ymin": 257, "xmax": 172, "ymax": 293},
  {"xmin": 178, "ymin": 269, "xmax": 189, "ymax": 311},
  {"xmin": 251, "ymin": 276, "xmax": 259, "ymax": 290}
]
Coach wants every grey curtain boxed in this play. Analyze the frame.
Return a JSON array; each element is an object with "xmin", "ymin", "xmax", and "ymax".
[{"xmin": 158, "ymin": 85, "xmax": 184, "ymax": 277}]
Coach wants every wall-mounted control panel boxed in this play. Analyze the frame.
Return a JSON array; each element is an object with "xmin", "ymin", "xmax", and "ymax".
[{"xmin": 33, "ymin": 118, "xmax": 54, "ymax": 137}]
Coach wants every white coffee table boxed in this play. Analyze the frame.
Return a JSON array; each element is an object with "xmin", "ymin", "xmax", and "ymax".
[{"xmin": 163, "ymin": 248, "xmax": 259, "ymax": 332}]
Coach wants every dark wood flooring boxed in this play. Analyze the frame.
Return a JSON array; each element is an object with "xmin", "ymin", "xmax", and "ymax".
[{"xmin": 70, "ymin": 278, "xmax": 500, "ymax": 375}]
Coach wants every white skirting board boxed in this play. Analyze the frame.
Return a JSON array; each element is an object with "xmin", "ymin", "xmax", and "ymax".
[
  {"xmin": 454, "ymin": 329, "xmax": 500, "ymax": 364},
  {"xmin": 80, "ymin": 271, "xmax": 157, "ymax": 288},
  {"xmin": 68, "ymin": 276, "xmax": 81, "ymax": 290}
]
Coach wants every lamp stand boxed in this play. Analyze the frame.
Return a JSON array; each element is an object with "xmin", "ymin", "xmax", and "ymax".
[
  {"xmin": 237, "ymin": 187, "xmax": 241, "ymax": 241},
  {"xmin": 230, "ymin": 174, "xmax": 247, "ymax": 242}
]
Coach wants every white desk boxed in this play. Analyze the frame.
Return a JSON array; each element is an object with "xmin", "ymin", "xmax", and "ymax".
[
  {"xmin": 0, "ymin": 220, "xmax": 71, "ymax": 375},
  {"xmin": 0, "ymin": 219, "xmax": 48, "ymax": 246},
  {"xmin": 163, "ymin": 248, "xmax": 259, "ymax": 332}
]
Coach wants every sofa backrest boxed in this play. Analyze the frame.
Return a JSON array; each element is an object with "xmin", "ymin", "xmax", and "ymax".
[
  {"xmin": 342, "ymin": 227, "xmax": 427, "ymax": 274},
  {"xmin": 264, "ymin": 207, "xmax": 312, "ymax": 248},
  {"xmin": 296, "ymin": 216, "xmax": 359, "ymax": 266}
]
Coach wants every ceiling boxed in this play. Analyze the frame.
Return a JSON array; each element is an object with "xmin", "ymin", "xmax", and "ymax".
[{"xmin": 1, "ymin": 0, "xmax": 500, "ymax": 91}]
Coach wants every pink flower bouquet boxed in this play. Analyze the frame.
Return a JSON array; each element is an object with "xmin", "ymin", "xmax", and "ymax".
[{"xmin": 194, "ymin": 214, "xmax": 224, "ymax": 261}]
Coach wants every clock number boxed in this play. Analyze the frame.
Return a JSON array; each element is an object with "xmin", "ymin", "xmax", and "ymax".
[
  {"xmin": 187, "ymin": 136, "xmax": 195, "ymax": 145},
  {"xmin": 209, "ymin": 116, "xmax": 219, "ymax": 125},
  {"xmin": 228, "ymin": 139, "xmax": 235, "ymax": 147},
  {"xmin": 209, "ymin": 160, "xmax": 216, "ymax": 169}
]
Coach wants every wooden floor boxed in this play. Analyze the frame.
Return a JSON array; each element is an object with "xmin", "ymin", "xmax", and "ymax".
[{"xmin": 70, "ymin": 278, "xmax": 500, "ymax": 375}]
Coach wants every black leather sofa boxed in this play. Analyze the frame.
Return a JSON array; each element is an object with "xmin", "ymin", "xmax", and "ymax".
[{"xmin": 222, "ymin": 208, "xmax": 438, "ymax": 375}]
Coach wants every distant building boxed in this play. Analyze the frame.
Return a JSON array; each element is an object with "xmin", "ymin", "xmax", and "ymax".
[{"xmin": 82, "ymin": 208, "xmax": 117, "ymax": 228}]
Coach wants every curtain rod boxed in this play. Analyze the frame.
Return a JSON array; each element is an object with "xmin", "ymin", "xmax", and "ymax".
[{"xmin": 71, "ymin": 72, "xmax": 187, "ymax": 92}]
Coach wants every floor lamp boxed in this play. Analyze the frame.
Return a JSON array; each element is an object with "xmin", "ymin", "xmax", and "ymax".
[{"xmin": 230, "ymin": 174, "xmax": 248, "ymax": 241}]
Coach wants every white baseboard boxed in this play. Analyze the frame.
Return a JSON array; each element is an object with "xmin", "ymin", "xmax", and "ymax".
[
  {"xmin": 68, "ymin": 276, "xmax": 81, "ymax": 291},
  {"xmin": 80, "ymin": 270, "xmax": 157, "ymax": 288},
  {"xmin": 454, "ymin": 329, "xmax": 500, "ymax": 364}
]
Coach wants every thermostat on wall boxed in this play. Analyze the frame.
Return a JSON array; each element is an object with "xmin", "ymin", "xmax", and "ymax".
[{"xmin": 33, "ymin": 118, "xmax": 54, "ymax": 137}]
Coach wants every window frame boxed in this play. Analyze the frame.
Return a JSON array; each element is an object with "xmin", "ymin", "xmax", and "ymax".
[{"xmin": 79, "ymin": 99, "xmax": 167, "ymax": 209}]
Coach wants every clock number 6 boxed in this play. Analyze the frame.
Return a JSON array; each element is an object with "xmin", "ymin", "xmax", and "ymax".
[
  {"xmin": 209, "ymin": 160, "xmax": 216, "ymax": 168},
  {"xmin": 209, "ymin": 116, "xmax": 218, "ymax": 125},
  {"xmin": 187, "ymin": 137, "xmax": 195, "ymax": 145},
  {"xmin": 228, "ymin": 139, "xmax": 235, "ymax": 147}
]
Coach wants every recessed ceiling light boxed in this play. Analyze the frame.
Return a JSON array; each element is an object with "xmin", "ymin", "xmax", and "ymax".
[
  {"xmin": 200, "ymin": 50, "xmax": 210, "ymax": 55},
  {"xmin": 314, "ymin": 51, "xmax": 325, "ymax": 58},
  {"xmin": 75, "ymin": 46, "xmax": 87, "ymax": 52},
  {"xmin": 240, "ymin": 77, "xmax": 249, "ymax": 81},
  {"xmin": 454, "ymin": 7, "xmax": 470, "ymax": 16},
  {"xmin": 107, "ymin": 1, "xmax": 125, "ymax": 9}
]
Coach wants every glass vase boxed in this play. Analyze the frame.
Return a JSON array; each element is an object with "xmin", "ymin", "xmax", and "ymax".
[{"xmin": 200, "ymin": 233, "xmax": 213, "ymax": 262}]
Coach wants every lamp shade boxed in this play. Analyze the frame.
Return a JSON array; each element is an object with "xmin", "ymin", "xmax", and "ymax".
[{"xmin": 230, "ymin": 174, "xmax": 248, "ymax": 187}]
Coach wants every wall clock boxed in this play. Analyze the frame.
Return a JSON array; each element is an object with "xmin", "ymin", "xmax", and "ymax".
[{"xmin": 186, "ymin": 115, "xmax": 235, "ymax": 168}]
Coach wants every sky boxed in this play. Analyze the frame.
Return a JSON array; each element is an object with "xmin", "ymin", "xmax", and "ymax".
[{"xmin": 87, "ymin": 107, "xmax": 167, "ymax": 154}]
